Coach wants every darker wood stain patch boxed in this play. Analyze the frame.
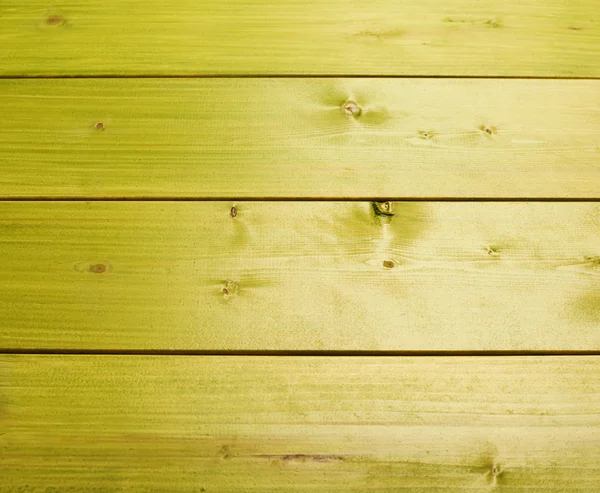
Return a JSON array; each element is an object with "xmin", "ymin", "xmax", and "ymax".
[{"xmin": 567, "ymin": 290, "xmax": 600, "ymax": 325}]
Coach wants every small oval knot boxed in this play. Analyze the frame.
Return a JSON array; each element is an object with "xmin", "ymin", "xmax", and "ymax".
[
  {"xmin": 94, "ymin": 122, "xmax": 105, "ymax": 131},
  {"xmin": 230, "ymin": 206, "xmax": 237, "ymax": 218},
  {"xmin": 45, "ymin": 14, "xmax": 65, "ymax": 26},
  {"xmin": 89, "ymin": 263, "xmax": 107, "ymax": 274},
  {"xmin": 342, "ymin": 100, "xmax": 362, "ymax": 117},
  {"xmin": 74, "ymin": 260, "xmax": 113, "ymax": 274},
  {"xmin": 383, "ymin": 260, "xmax": 395, "ymax": 269}
]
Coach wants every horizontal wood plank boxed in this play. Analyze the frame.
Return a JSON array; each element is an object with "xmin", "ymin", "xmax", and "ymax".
[
  {"xmin": 1, "ymin": 202, "xmax": 598, "ymax": 351},
  {"xmin": 1, "ymin": 79, "xmax": 600, "ymax": 199},
  {"xmin": 2, "ymin": 355, "xmax": 600, "ymax": 491},
  {"xmin": 1, "ymin": 1, "xmax": 599, "ymax": 76}
]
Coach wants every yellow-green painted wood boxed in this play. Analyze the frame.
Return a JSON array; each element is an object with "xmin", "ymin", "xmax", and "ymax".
[
  {"xmin": 1, "ymin": 1, "xmax": 599, "ymax": 76},
  {"xmin": 3, "ymin": 355, "xmax": 600, "ymax": 491},
  {"xmin": 1, "ymin": 79, "xmax": 600, "ymax": 199},
  {"xmin": 1, "ymin": 202, "xmax": 598, "ymax": 351}
]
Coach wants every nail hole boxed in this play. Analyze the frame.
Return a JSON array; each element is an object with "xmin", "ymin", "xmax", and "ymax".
[
  {"xmin": 94, "ymin": 122, "xmax": 105, "ymax": 131},
  {"xmin": 418, "ymin": 130, "xmax": 434, "ymax": 140},
  {"xmin": 342, "ymin": 100, "xmax": 362, "ymax": 117},
  {"xmin": 383, "ymin": 260, "xmax": 395, "ymax": 269}
]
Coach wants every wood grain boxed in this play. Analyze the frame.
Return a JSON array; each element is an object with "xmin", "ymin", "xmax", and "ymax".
[
  {"xmin": 1, "ymin": 201, "xmax": 598, "ymax": 351},
  {"xmin": 1, "ymin": 0, "xmax": 599, "ymax": 76},
  {"xmin": 1, "ymin": 78, "xmax": 599, "ymax": 199},
  {"xmin": 2, "ymin": 355, "xmax": 600, "ymax": 491}
]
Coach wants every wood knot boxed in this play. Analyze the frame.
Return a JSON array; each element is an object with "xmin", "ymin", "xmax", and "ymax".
[
  {"xmin": 94, "ymin": 122, "xmax": 105, "ymax": 131},
  {"xmin": 372, "ymin": 201, "xmax": 395, "ymax": 217},
  {"xmin": 484, "ymin": 19, "xmax": 502, "ymax": 28},
  {"xmin": 485, "ymin": 462, "xmax": 504, "ymax": 486},
  {"xmin": 418, "ymin": 130, "xmax": 435, "ymax": 140},
  {"xmin": 220, "ymin": 445, "xmax": 232, "ymax": 459},
  {"xmin": 479, "ymin": 124, "xmax": 497, "ymax": 136},
  {"xmin": 223, "ymin": 279, "xmax": 239, "ymax": 300},
  {"xmin": 342, "ymin": 100, "xmax": 362, "ymax": 117},
  {"xmin": 74, "ymin": 260, "xmax": 113, "ymax": 274},
  {"xmin": 230, "ymin": 205, "xmax": 237, "ymax": 218},
  {"xmin": 89, "ymin": 264, "xmax": 107, "ymax": 274},
  {"xmin": 383, "ymin": 260, "xmax": 395, "ymax": 269},
  {"xmin": 45, "ymin": 14, "xmax": 65, "ymax": 26}
]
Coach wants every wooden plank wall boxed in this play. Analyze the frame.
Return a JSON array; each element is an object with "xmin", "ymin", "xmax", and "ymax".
[
  {"xmin": 1, "ymin": 79, "xmax": 599, "ymax": 199},
  {"xmin": 1, "ymin": 1, "xmax": 599, "ymax": 491},
  {"xmin": 1, "ymin": 0, "xmax": 599, "ymax": 76}
]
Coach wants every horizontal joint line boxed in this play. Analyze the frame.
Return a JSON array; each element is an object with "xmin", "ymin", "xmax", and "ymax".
[{"xmin": 2, "ymin": 349, "xmax": 600, "ymax": 357}]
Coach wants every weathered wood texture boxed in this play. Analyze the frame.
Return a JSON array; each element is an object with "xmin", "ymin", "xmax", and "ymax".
[
  {"xmin": 1, "ymin": 1, "xmax": 599, "ymax": 76},
  {"xmin": 2, "ymin": 355, "xmax": 600, "ymax": 492},
  {"xmin": 1, "ymin": 202, "xmax": 598, "ymax": 351},
  {"xmin": 1, "ymin": 79, "xmax": 599, "ymax": 199}
]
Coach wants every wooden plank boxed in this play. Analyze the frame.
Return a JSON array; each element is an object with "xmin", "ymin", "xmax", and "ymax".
[
  {"xmin": 1, "ymin": 201, "xmax": 598, "ymax": 351},
  {"xmin": 2, "ymin": 355, "xmax": 600, "ymax": 491},
  {"xmin": 1, "ymin": 79, "xmax": 599, "ymax": 199},
  {"xmin": 1, "ymin": 1, "xmax": 599, "ymax": 76}
]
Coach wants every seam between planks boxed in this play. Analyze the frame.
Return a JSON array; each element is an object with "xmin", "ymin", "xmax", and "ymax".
[
  {"xmin": 2, "ymin": 75, "xmax": 600, "ymax": 80},
  {"xmin": 3, "ymin": 349, "xmax": 600, "ymax": 356},
  {"xmin": 1, "ymin": 198, "xmax": 599, "ymax": 202}
]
